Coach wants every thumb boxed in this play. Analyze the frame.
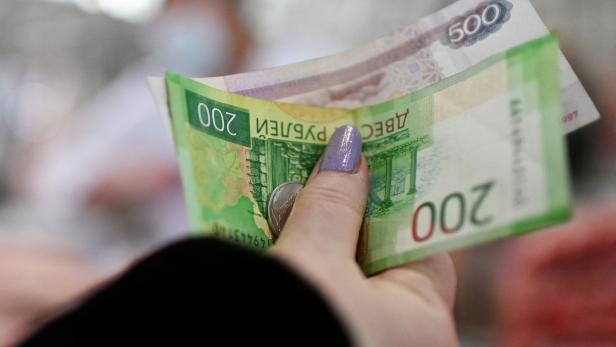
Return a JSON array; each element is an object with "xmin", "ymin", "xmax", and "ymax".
[{"xmin": 272, "ymin": 125, "xmax": 368, "ymax": 260}]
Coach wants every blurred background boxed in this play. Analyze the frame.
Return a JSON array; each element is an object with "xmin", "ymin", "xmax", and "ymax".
[{"xmin": 0, "ymin": 0, "xmax": 614, "ymax": 345}]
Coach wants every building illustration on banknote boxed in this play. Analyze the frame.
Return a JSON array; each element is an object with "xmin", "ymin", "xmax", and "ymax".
[
  {"xmin": 246, "ymin": 127, "xmax": 432, "ymax": 220},
  {"xmin": 246, "ymin": 138, "xmax": 324, "ymax": 220},
  {"xmin": 363, "ymin": 129, "xmax": 432, "ymax": 217}
]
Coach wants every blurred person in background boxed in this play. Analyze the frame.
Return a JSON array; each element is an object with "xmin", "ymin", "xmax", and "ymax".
[
  {"xmin": 11, "ymin": 0, "xmax": 250, "ymax": 254},
  {"xmin": 0, "ymin": 0, "xmax": 250, "ymax": 345}
]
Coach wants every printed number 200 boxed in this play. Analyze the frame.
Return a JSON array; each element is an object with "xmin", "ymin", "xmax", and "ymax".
[
  {"xmin": 197, "ymin": 103, "xmax": 237, "ymax": 136},
  {"xmin": 412, "ymin": 181, "xmax": 494, "ymax": 242}
]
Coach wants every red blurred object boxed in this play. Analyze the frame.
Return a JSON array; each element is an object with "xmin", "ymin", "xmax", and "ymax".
[
  {"xmin": 596, "ymin": 76, "xmax": 616, "ymax": 156},
  {"xmin": 496, "ymin": 202, "xmax": 616, "ymax": 347}
]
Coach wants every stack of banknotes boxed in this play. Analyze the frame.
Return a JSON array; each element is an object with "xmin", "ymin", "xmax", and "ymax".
[{"xmin": 151, "ymin": 0, "xmax": 599, "ymax": 274}]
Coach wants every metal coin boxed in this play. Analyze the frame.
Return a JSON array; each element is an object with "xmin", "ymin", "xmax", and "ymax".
[{"xmin": 267, "ymin": 181, "xmax": 304, "ymax": 238}]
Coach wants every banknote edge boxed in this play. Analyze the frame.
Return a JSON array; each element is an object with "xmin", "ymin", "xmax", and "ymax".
[{"xmin": 363, "ymin": 33, "xmax": 573, "ymax": 275}]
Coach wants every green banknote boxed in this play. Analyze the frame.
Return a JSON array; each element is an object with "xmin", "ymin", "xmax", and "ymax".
[{"xmin": 165, "ymin": 34, "xmax": 570, "ymax": 274}]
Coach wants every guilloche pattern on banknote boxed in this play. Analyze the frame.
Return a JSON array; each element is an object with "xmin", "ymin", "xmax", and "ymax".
[{"xmin": 166, "ymin": 34, "xmax": 570, "ymax": 274}]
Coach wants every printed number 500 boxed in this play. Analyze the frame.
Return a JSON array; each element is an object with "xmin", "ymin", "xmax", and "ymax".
[{"xmin": 448, "ymin": 3, "xmax": 503, "ymax": 44}]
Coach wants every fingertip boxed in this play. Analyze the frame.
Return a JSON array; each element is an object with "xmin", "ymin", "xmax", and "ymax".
[{"xmin": 274, "ymin": 155, "xmax": 369, "ymax": 260}]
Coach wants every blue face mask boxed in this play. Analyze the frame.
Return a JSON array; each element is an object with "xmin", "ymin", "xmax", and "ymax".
[{"xmin": 148, "ymin": 6, "xmax": 232, "ymax": 75}]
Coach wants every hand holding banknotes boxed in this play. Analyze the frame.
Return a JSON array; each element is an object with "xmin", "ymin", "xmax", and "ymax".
[
  {"xmin": 18, "ymin": 125, "xmax": 457, "ymax": 347},
  {"xmin": 270, "ymin": 125, "xmax": 458, "ymax": 347}
]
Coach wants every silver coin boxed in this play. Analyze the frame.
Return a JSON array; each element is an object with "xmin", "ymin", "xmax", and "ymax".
[{"xmin": 267, "ymin": 181, "xmax": 304, "ymax": 237}]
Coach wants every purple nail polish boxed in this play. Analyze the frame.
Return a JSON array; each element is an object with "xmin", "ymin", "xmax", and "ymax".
[{"xmin": 320, "ymin": 125, "xmax": 362, "ymax": 173}]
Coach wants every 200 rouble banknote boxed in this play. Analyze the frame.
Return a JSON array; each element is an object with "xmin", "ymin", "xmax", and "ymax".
[{"xmin": 165, "ymin": 35, "xmax": 570, "ymax": 274}]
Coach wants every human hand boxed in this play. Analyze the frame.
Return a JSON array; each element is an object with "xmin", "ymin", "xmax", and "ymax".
[{"xmin": 269, "ymin": 125, "xmax": 458, "ymax": 347}]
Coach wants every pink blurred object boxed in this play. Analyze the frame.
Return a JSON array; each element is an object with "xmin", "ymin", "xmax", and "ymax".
[
  {"xmin": 496, "ymin": 202, "xmax": 616, "ymax": 346},
  {"xmin": 0, "ymin": 246, "xmax": 102, "ymax": 347}
]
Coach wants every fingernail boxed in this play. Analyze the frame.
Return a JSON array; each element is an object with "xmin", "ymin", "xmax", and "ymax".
[{"xmin": 319, "ymin": 125, "xmax": 362, "ymax": 173}]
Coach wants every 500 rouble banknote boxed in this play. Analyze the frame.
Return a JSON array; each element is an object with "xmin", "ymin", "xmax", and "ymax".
[
  {"xmin": 164, "ymin": 34, "xmax": 570, "ymax": 274},
  {"xmin": 195, "ymin": 0, "xmax": 598, "ymax": 134}
]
